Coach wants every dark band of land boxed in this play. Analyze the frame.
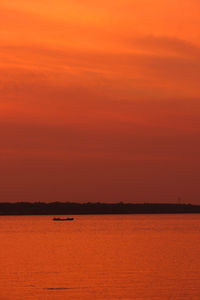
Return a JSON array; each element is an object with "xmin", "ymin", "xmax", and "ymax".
[{"xmin": 0, "ymin": 202, "xmax": 200, "ymax": 215}]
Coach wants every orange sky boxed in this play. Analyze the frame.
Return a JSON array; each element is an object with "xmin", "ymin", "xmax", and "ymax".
[{"xmin": 1, "ymin": 0, "xmax": 200, "ymax": 203}]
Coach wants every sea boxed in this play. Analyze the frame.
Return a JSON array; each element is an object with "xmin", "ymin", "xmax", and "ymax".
[{"xmin": 0, "ymin": 214, "xmax": 200, "ymax": 300}]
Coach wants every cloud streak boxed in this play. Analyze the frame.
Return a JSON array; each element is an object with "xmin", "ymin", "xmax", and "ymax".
[{"xmin": 1, "ymin": 0, "xmax": 200, "ymax": 202}]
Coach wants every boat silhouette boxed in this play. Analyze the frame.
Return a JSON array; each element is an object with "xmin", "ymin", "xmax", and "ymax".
[{"xmin": 53, "ymin": 217, "xmax": 74, "ymax": 221}]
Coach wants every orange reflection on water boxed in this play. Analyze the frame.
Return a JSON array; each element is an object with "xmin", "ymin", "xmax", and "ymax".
[{"xmin": 0, "ymin": 214, "xmax": 200, "ymax": 300}]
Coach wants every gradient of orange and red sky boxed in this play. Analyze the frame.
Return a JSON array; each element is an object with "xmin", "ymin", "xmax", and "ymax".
[{"xmin": 1, "ymin": 0, "xmax": 200, "ymax": 203}]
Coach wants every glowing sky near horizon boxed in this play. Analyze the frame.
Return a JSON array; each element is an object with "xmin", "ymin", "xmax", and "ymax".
[{"xmin": 1, "ymin": 0, "xmax": 200, "ymax": 203}]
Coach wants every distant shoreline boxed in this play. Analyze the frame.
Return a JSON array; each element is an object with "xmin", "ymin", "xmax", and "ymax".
[
  {"xmin": 0, "ymin": 202, "xmax": 200, "ymax": 215},
  {"xmin": 0, "ymin": 213, "xmax": 200, "ymax": 216}
]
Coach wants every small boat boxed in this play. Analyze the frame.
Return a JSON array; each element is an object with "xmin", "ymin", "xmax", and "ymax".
[{"xmin": 53, "ymin": 217, "xmax": 74, "ymax": 221}]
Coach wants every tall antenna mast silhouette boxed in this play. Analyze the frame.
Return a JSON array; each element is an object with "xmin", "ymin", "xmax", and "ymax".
[{"xmin": 177, "ymin": 196, "xmax": 181, "ymax": 204}]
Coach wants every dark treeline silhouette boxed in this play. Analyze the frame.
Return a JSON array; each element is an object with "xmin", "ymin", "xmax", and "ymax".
[{"xmin": 0, "ymin": 202, "xmax": 200, "ymax": 215}]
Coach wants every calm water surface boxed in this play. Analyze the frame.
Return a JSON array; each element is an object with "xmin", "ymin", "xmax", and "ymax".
[{"xmin": 0, "ymin": 214, "xmax": 200, "ymax": 300}]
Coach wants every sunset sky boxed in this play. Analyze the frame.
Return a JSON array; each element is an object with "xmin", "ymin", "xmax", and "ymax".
[{"xmin": 1, "ymin": 0, "xmax": 200, "ymax": 203}]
